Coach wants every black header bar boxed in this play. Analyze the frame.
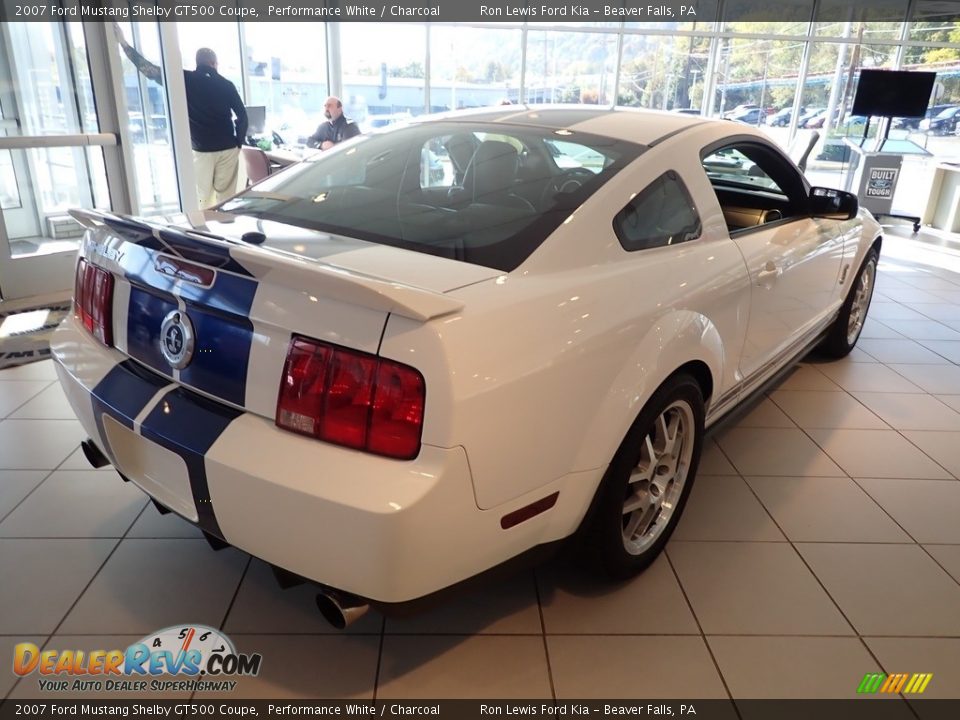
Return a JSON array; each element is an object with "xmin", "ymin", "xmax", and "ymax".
[{"xmin": 0, "ymin": 0, "xmax": 917, "ymax": 24}]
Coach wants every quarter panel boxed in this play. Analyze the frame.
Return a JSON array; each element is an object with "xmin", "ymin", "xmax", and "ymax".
[{"xmin": 380, "ymin": 234, "xmax": 749, "ymax": 511}]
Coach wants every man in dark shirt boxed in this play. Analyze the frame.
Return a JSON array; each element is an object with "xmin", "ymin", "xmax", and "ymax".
[
  {"xmin": 183, "ymin": 49, "xmax": 247, "ymax": 208},
  {"xmin": 113, "ymin": 25, "xmax": 247, "ymax": 209},
  {"xmin": 307, "ymin": 97, "xmax": 360, "ymax": 150}
]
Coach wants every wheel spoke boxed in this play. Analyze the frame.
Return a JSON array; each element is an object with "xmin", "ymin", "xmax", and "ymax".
[
  {"xmin": 622, "ymin": 489, "xmax": 647, "ymax": 515},
  {"xmin": 623, "ymin": 510, "xmax": 645, "ymax": 541},
  {"xmin": 661, "ymin": 410, "xmax": 681, "ymax": 456}
]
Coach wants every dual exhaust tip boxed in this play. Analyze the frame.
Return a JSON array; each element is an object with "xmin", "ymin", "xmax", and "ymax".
[{"xmin": 81, "ymin": 439, "xmax": 370, "ymax": 629}]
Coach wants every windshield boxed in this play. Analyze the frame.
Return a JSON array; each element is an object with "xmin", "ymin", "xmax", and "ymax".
[{"xmin": 221, "ymin": 121, "xmax": 643, "ymax": 271}]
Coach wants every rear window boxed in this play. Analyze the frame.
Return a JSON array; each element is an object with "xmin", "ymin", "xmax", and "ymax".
[{"xmin": 221, "ymin": 121, "xmax": 643, "ymax": 272}]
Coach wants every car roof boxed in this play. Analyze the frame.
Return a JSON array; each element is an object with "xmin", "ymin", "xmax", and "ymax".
[{"xmin": 415, "ymin": 105, "xmax": 708, "ymax": 147}]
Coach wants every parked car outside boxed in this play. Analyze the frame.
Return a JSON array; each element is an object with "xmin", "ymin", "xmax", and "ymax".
[
  {"xmin": 722, "ymin": 103, "xmax": 759, "ymax": 119},
  {"xmin": 54, "ymin": 107, "xmax": 880, "ymax": 626},
  {"xmin": 767, "ymin": 107, "xmax": 800, "ymax": 127},
  {"xmin": 919, "ymin": 105, "xmax": 960, "ymax": 135},
  {"xmin": 797, "ymin": 107, "xmax": 826, "ymax": 128},
  {"xmin": 730, "ymin": 107, "xmax": 765, "ymax": 125},
  {"xmin": 893, "ymin": 104, "xmax": 953, "ymax": 130}
]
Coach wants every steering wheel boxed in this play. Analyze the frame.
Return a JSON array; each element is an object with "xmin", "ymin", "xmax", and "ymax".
[{"xmin": 540, "ymin": 168, "xmax": 595, "ymax": 208}]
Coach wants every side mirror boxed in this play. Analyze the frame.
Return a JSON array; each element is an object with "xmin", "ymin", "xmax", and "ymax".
[{"xmin": 809, "ymin": 186, "xmax": 858, "ymax": 220}]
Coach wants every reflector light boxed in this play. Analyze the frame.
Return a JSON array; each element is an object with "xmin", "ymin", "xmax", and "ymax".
[{"xmin": 276, "ymin": 335, "xmax": 425, "ymax": 460}]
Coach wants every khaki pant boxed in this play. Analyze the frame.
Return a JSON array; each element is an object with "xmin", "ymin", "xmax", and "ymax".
[{"xmin": 193, "ymin": 147, "xmax": 240, "ymax": 209}]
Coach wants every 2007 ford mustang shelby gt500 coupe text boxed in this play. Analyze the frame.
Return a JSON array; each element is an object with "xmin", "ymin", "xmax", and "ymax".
[{"xmin": 54, "ymin": 107, "xmax": 879, "ymax": 624}]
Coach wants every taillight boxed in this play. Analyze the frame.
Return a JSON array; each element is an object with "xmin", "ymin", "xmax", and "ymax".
[
  {"xmin": 276, "ymin": 335, "xmax": 425, "ymax": 460},
  {"xmin": 73, "ymin": 257, "xmax": 114, "ymax": 347}
]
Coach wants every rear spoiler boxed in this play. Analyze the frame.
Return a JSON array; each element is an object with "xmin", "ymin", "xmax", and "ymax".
[{"xmin": 69, "ymin": 208, "xmax": 465, "ymax": 323}]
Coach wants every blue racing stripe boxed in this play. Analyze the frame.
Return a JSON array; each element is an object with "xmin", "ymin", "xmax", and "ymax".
[
  {"xmin": 120, "ymin": 242, "xmax": 259, "ymax": 318},
  {"xmin": 141, "ymin": 387, "xmax": 243, "ymax": 539},
  {"xmin": 178, "ymin": 308, "xmax": 253, "ymax": 408},
  {"xmin": 90, "ymin": 360, "xmax": 172, "ymax": 453},
  {"xmin": 125, "ymin": 286, "xmax": 253, "ymax": 407},
  {"xmin": 102, "ymin": 215, "xmax": 254, "ymax": 278},
  {"xmin": 126, "ymin": 288, "xmax": 177, "ymax": 375}
]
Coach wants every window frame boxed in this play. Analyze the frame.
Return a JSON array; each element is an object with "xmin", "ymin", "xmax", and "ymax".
[
  {"xmin": 698, "ymin": 136, "xmax": 812, "ymax": 237},
  {"xmin": 612, "ymin": 169, "xmax": 703, "ymax": 253}
]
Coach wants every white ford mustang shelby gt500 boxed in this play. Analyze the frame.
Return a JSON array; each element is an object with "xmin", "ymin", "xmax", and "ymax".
[{"xmin": 54, "ymin": 107, "xmax": 879, "ymax": 626}]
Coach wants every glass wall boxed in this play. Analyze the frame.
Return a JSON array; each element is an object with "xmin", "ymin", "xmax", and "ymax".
[
  {"xmin": 242, "ymin": 23, "xmax": 328, "ymax": 144},
  {"xmin": 133, "ymin": 13, "xmax": 960, "ymax": 218},
  {"xmin": 340, "ymin": 23, "xmax": 427, "ymax": 131},
  {"xmin": 0, "ymin": 22, "xmax": 108, "ymax": 244},
  {"xmin": 115, "ymin": 21, "xmax": 179, "ymax": 216},
  {"xmin": 429, "ymin": 25, "xmax": 522, "ymax": 109}
]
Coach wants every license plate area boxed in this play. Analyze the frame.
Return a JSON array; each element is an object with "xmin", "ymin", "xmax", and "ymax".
[{"xmin": 102, "ymin": 415, "xmax": 199, "ymax": 522}]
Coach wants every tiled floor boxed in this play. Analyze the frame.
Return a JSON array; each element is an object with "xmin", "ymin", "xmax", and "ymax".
[{"xmin": 2, "ymin": 231, "xmax": 960, "ymax": 701}]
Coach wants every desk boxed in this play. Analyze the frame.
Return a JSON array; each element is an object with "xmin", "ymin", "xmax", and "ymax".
[
  {"xmin": 922, "ymin": 163, "xmax": 960, "ymax": 232},
  {"xmin": 263, "ymin": 146, "xmax": 317, "ymax": 168}
]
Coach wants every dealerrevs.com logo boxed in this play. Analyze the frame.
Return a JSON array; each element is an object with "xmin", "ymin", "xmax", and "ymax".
[{"xmin": 13, "ymin": 625, "xmax": 262, "ymax": 693}]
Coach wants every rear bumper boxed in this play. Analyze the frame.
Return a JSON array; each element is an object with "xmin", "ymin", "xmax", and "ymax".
[{"xmin": 52, "ymin": 315, "xmax": 538, "ymax": 603}]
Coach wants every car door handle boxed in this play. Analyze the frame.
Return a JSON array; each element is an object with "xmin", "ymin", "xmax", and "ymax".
[{"xmin": 757, "ymin": 261, "xmax": 783, "ymax": 285}]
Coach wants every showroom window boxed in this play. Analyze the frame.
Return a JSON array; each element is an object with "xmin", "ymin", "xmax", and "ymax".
[
  {"xmin": 429, "ymin": 26, "xmax": 523, "ymax": 109},
  {"xmin": 619, "ymin": 33, "xmax": 712, "ymax": 111},
  {"xmin": 242, "ymin": 22, "xmax": 328, "ymax": 146},
  {"xmin": 613, "ymin": 171, "xmax": 701, "ymax": 252},
  {"xmin": 525, "ymin": 29, "xmax": 618, "ymax": 104},
  {"xmin": 339, "ymin": 23, "xmax": 427, "ymax": 131}
]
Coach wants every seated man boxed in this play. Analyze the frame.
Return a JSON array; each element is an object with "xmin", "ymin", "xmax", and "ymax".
[{"xmin": 307, "ymin": 96, "xmax": 361, "ymax": 150}]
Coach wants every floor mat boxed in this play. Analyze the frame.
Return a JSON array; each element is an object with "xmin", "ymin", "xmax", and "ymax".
[{"xmin": 0, "ymin": 303, "xmax": 70, "ymax": 369}]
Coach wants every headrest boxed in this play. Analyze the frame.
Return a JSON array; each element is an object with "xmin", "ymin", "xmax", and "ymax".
[{"xmin": 471, "ymin": 141, "xmax": 519, "ymax": 199}]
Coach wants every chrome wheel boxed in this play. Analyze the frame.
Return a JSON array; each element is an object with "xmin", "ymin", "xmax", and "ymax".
[
  {"xmin": 847, "ymin": 256, "xmax": 876, "ymax": 345},
  {"xmin": 622, "ymin": 400, "xmax": 695, "ymax": 555}
]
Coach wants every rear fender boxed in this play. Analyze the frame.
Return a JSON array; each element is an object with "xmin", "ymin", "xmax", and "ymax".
[{"xmin": 570, "ymin": 308, "xmax": 724, "ymax": 478}]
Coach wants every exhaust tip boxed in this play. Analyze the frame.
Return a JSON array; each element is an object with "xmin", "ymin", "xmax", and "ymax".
[
  {"xmin": 81, "ymin": 439, "xmax": 110, "ymax": 469},
  {"xmin": 316, "ymin": 589, "xmax": 369, "ymax": 630}
]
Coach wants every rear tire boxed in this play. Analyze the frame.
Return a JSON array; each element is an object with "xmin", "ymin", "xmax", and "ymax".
[
  {"xmin": 819, "ymin": 248, "xmax": 878, "ymax": 358},
  {"xmin": 581, "ymin": 374, "xmax": 704, "ymax": 580}
]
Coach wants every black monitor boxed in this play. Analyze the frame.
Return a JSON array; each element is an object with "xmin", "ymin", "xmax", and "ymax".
[
  {"xmin": 851, "ymin": 70, "xmax": 937, "ymax": 119},
  {"xmin": 245, "ymin": 105, "xmax": 266, "ymax": 134}
]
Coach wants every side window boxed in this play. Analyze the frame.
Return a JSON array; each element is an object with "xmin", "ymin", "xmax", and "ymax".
[
  {"xmin": 613, "ymin": 171, "xmax": 701, "ymax": 252},
  {"xmin": 700, "ymin": 142, "xmax": 810, "ymax": 233},
  {"xmin": 702, "ymin": 148, "xmax": 783, "ymax": 193}
]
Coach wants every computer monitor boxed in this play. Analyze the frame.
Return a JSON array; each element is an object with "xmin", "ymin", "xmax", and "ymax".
[{"xmin": 245, "ymin": 105, "xmax": 266, "ymax": 135}]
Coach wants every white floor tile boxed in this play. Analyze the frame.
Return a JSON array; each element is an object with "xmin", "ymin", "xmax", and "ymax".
[
  {"xmin": 806, "ymin": 429, "xmax": 952, "ymax": 479},
  {"xmin": 708, "ymin": 636, "xmax": 884, "ymax": 699},
  {"xmin": 0, "ymin": 380, "xmax": 53, "ymax": 419},
  {"xmin": 746, "ymin": 476, "xmax": 910, "ymax": 543},
  {"xmin": 798, "ymin": 544, "xmax": 960, "ymax": 636},
  {"xmin": 550, "ymin": 636, "xmax": 729, "ymax": 699},
  {"xmin": 0, "ymin": 470, "xmax": 146, "ymax": 538},
  {"xmin": 378, "ymin": 635, "xmax": 552, "ymax": 699},
  {"xmin": 674, "ymin": 475, "xmax": 785, "ymax": 541},
  {"xmin": 668, "ymin": 541, "xmax": 853, "ymax": 635},
  {"xmin": 0, "ymin": 538, "xmax": 116, "ymax": 634},
  {"xmin": 716, "ymin": 428, "xmax": 845, "ymax": 477},
  {"xmin": 537, "ymin": 556, "xmax": 699, "ymax": 635},
  {"xmin": 8, "ymin": 382, "xmax": 78, "ymax": 420},
  {"xmin": 58, "ymin": 539, "xmax": 248, "ymax": 635},
  {"xmin": 0, "ymin": 419, "xmax": 86, "ymax": 470}
]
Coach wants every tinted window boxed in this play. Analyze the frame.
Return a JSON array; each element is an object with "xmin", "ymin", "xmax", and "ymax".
[
  {"xmin": 220, "ymin": 121, "xmax": 644, "ymax": 272},
  {"xmin": 613, "ymin": 171, "xmax": 701, "ymax": 252}
]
